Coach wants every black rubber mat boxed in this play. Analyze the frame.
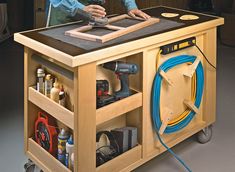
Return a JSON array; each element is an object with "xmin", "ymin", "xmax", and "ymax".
[{"xmin": 39, "ymin": 18, "xmax": 184, "ymax": 51}]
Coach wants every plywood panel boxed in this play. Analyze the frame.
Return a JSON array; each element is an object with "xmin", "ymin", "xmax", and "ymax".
[{"xmin": 74, "ymin": 63, "xmax": 97, "ymax": 172}]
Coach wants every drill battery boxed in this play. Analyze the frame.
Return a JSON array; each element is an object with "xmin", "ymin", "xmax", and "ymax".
[
  {"xmin": 97, "ymin": 95, "xmax": 116, "ymax": 108},
  {"xmin": 96, "ymin": 80, "xmax": 116, "ymax": 108}
]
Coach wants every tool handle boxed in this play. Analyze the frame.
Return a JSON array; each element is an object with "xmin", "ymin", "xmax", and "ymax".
[
  {"xmin": 38, "ymin": 112, "xmax": 48, "ymax": 123},
  {"xmin": 115, "ymin": 74, "xmax": 130, "ymax": 99}
]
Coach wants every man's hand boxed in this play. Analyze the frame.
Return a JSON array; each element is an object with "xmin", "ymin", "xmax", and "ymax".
[
  {"xmin": 128, "ymin": 9, "xmax": 150, "ymax": 20},
  {"xmin": 83, "ymin": 5, "xmax": 106, "ymax": 18}
]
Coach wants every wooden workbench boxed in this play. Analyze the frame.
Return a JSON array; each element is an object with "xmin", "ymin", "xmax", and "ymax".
[{"xmin": 14, "ymin": 6, "xmax": 223, "ymax": 172}]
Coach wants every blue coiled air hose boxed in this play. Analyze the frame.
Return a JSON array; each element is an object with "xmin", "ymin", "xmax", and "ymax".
[{"xmin": 151, "ymin": 55, "xmax": 204, "ymax": 172}]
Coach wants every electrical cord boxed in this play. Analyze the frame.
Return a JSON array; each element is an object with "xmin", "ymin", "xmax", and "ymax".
[
  {"xmin": 156, "ymin": 132, "xmax": 192, "ymax": 172},
  {"xmin": 195, "ymin": 44, "xmax": 216, "ymax": 69},
  {"xmin": 152, "ymin": 54, "xmax": 204, "ymax": 172}
]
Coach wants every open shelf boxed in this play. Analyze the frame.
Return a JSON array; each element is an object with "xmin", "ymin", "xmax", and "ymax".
[
  {"xmin": 28, "ymin": 87, "xmax": 74, "ymax": 130},
  {"xmin": 96, "ymin": 92, "xmax": 142, "ymax": 125},
  {"xmin": 28, "ymin": 138, "xmax": 71, "ymax": 172},
  {"xmin": 96, "ymin": 145, "xmax": 142, "ymax": 172}
]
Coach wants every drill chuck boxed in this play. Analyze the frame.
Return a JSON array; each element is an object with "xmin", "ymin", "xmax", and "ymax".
[{"xmin": 103, "ymin": 61, "xmax": 139, "ymax": 74}]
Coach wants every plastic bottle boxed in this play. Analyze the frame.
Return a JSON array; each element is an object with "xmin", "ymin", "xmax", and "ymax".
[
  {"xmin": 44, "ymin": 74, "xmax": 53, "ymax": 97},
  {"xmin": 58, "ymin": 129, "xmax": 70, "ymax": 165},
  {"xmin": 66, "ymin": 135, "xmax": 74, "ymax": 170},
  {"xmin": 36, "ymin": 68, "xmax": 45, "ymax": 94},
  {"xmin": 50, "ymin": 78, "xmax": 60, "ymax": 103},
  {"xmin": 59, "ymin": 85, "xmax": 66, "ymax": 107},
  {"xmin": 71, "ymin": 153, "xmax": 74, "ymax": 169}
]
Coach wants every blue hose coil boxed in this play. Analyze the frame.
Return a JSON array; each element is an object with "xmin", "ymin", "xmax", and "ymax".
[
  {"xmin": 151, "ymin": 55, "xmax": 204, "ymax": 172},
  {"xmin": 152, "ymin": 55, "xmax": 204, "ymax": 133}
]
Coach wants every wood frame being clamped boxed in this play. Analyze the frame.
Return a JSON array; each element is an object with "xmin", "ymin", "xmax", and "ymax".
[{"xmin": 65, "ymin": 14, "xmax": 160, "ymax": 43}]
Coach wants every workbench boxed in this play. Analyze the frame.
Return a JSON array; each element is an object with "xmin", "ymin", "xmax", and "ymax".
[{"xmin": 14, "ymin": 6, "xmax": 224, "ymax": 172}]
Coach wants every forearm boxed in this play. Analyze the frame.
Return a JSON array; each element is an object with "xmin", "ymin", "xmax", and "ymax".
[
  {"xmin": 122, "ymin": 0, "xmax": 138, "ymax": 11},
  {"xmin": 49, "ymin": 0, "xmax": 85, "ymax": 16}
]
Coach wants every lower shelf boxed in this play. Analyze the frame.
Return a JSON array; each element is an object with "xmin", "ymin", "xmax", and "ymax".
[
  {"xmin": 27, "ymin": 138, "xmax": 71, "ymax": 172},
  {"xmin": 96, "ymin": 145, "xmax": 142, "ymax": 172}
]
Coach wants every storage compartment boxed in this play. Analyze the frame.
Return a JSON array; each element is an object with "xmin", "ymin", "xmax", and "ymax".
[
  {"xmin": 28, "ymin": 54, "xmax": 74, "ymax": 112},
  {"xmin": 96, "ymin": 53, "xmax": 143, "ymax": 109},
  {"xmin": 96, "ymin": 107, "xmax": 143, "ymax": 170},
  {"xmin": 94, "ymin": 53, "xmax": 144, "ymax": 170},
  {"xmin": 27, "ymin": 103, "xmax": 74, "ymax": 171}
]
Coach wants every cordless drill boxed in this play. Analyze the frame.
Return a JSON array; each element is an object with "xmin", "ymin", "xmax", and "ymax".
[{"xmin": 103, "ymin": 61, "xmax": 139, "ymax": 99}]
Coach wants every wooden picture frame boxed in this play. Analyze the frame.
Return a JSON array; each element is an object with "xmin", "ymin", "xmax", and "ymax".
[{"xmin": 65, "ymin": 14, "xmax": 160, "ymax": 43}]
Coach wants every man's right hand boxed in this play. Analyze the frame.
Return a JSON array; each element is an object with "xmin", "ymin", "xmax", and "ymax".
[{"xmin": 83, "ymin": 5, "xmax": 106, "ymax": 18}]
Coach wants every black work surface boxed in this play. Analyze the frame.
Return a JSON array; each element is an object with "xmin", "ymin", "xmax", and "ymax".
[
  {"xmin": 21, "ymin": 6, "xmax": 219, "ymax": 56},
  {"xmin": 39, "ymin": 18, "xmax": 183, "ymax": 51}
]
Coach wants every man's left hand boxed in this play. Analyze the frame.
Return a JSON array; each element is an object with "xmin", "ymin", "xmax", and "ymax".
[{"xmin": 128, "ymin": 9, "xmax": 151, "ymax": 20}]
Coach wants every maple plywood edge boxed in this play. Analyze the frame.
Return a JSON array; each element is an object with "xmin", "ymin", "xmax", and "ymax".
[{"xmin": 14, "ymin": 33, "xmax": 74, "ymax": 67}]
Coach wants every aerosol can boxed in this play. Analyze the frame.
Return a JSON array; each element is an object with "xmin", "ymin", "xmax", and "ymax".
[{"xmin": 58, "ymin": 129, "xmax": 69, "ymax": 165}]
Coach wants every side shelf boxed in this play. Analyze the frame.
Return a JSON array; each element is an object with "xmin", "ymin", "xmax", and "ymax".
[
  {"xmin": 28, "ymin": 87, "xmax": 74, "ymax": 130},
  {"xmin": 96, "ymin": 92, "xmax": 143, "ymax": 125},
  {"xmin": 28, "ymin": 138, "xmax": 71, "ymax": 172},
  {"xmin": 96, "ymin": 145, "xmax": 142, "ymax": 172}
]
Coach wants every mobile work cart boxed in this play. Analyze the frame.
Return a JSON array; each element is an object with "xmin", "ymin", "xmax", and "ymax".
[{"xmin": 15, "ymin": 6, "xmax": 223, "ymax": 172}]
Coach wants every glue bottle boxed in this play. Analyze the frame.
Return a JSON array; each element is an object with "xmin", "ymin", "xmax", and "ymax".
[
  {"xmin": 59, "ymin": 85, "xmax": 66, "ymax": 107},
  {"xmin": 44, "ymin": 74, "xmax": 53, "ymax": 97},
  {"xmin": 58, "ymin": 129, "xmax": 69, "ymax": 165},
  {"xmin": 50, "ymin": 78, "xmax": 60, "ymax": 103},
  {"xmin": 36, "ymin": 68, "xmax": 45, "ymax": 94},
  {"xmin": 66, "ymin": 135, "xmax": 74, "ymax": 170}
]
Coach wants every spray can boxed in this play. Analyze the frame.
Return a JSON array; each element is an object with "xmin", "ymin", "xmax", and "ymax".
[
  {"xmin": 58, "ymin": 129, "xmax": 69, "ymax": 165},
  {"xmin": 50, "ymin": 78, "xmax": 60, "ymax": 103},
  {"xmin": 36, "ymin": 68, "xmax": 45, "ymax": 94},
  {"xmin": 44, "ymin": 74, "xmax": 53, "ymax": 97},
  {"xmin": 66, "ymin": 135, "xmax": 74, "ymax": 170},
  {"xmin": 59, "ymin": 85, "xmax": 66, "ymax": 107}
]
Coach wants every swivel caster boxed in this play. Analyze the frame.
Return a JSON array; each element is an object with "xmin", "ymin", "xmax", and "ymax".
[
  {"xmin": 197, "ymin": 125, "xmax": 213, "ymax": 144},
  {"xmin": 24, "ymin": 159, "xmax": 43, "ymax": 172}
]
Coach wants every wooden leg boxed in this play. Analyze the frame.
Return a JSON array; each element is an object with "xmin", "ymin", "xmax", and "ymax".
[
  {"xmin": 74, "ymin": 62, "xmax": 96, "ymax": 172},
  {"xmin": 203, "ymin": 28, "xmax": 217, "ymax": 124},
  {"xmin": 24, "ymin": 47, "xmax": 29, "ymax": 153}
]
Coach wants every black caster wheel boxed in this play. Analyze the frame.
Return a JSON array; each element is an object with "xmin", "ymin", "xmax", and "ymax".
[
  {"xmin": 24, "ymin": 160, "xmax": 35, "ymax": 172},
  {"xmin": 24, "ymin": 159, "xmax": 43, "ymax": 172},
  {"xmin": 197, "ymin": 125, "xmax": 213, "ymax": 144}
]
